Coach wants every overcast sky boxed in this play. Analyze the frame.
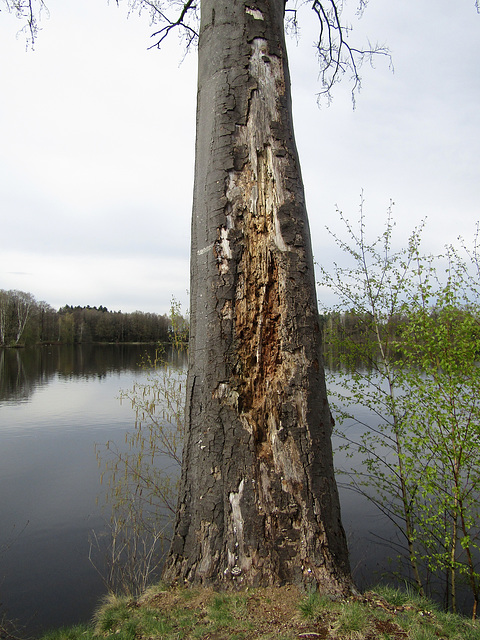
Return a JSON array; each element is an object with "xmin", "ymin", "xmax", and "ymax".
[{"xmin": 1, "ymin": 1, "xmax": 479, "ymax": 314}]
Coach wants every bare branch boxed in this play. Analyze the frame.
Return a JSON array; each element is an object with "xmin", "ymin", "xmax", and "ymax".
[
  {"xmin": 148, "ymin": 0, "xmax": 198, "ymax": 49},
  {"xmin": 1, "ymin": 0, "xmax": 48, "ymax": 47},
  {"xmin": 310, "ymin": 0, "xmax": 391, "ymax": 106},
  {"xmin": 284, "ymin": 8, "xmax": 299, "ymax": 38},
  {"xmin": 117, "ymin": 0, "xmax": 199, "ymax": 51}
]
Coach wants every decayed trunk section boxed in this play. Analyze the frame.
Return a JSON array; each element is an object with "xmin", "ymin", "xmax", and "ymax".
[{"xmin": 163, "ymin": 0, "xmax": 352, "ymax": 594}]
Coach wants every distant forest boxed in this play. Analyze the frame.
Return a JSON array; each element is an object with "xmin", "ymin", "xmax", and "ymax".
[{"xmin": 0, "ymin": 289, "xmax": 188, "ymax": 346}]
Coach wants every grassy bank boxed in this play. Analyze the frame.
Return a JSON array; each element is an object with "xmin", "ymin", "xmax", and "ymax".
[{"xmin": 39, "ymin": 583, "xmax": 480, "ymax": 640}]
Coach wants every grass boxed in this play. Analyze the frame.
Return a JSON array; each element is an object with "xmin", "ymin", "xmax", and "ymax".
[
  {"xmin": 332, "ymin": 600, "xmax": 372, "ymax": 638},
  {"xmin": 36, "ymin": 583, "xmax": 480, "ymax": 640},
  {"xmin": 298, "ymin": 589, "xmax": 336, "ymax": 619}
]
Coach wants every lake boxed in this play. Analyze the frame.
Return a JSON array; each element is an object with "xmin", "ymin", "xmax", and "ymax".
[{"xmin": 0, "ymin": 345, "xmax": 400, "ymax": 635}]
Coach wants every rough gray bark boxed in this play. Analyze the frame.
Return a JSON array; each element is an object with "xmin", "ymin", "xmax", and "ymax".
[{"xmin": 163, "ymin": 0, "xmax": 353, "ymax": 595}]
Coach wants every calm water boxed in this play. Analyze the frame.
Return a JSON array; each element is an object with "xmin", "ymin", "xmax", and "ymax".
[{"xmin": 0, "ymin": 345, "xmax": 396, "ymax": 636}]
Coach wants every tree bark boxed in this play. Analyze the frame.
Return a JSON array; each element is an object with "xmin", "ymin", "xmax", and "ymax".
[{"xmin": 163, "ymin": 0, "xmax": 353, "ymax": 595}]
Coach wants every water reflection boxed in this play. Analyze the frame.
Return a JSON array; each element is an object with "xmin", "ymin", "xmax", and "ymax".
[{"xmin": 0, "ymin": 344, "xmax": 187, "ymax": 404}]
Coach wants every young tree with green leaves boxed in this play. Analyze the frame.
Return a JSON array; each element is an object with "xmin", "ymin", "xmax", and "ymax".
[
  {"xmin": 399, "ymin": 242, "xmax": 480, "ymax": 616},
  {"xmin": 320, "ymin": 204, "xmax": 480, "ymax": 616},
  {"xmin": 319, "ymin": 199, "xmax": 427, "ymax": 593}
]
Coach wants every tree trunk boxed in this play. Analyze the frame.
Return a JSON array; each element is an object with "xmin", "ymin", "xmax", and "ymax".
[{"xmin": 163, "ymin": 0, "xmax": 353, "ymax": 595}]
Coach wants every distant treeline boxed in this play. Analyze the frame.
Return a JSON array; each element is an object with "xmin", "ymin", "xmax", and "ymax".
[
  {"xmin": 0, "ymin": 289, "xmax": 188, "ymax": 346},
  {"xmin": 320, "ymin": 307, "xmax": 480, "ymax": 354},
  {"xmin": 320, "ymin": 309, "xmax": 406, "ymax": 344}
]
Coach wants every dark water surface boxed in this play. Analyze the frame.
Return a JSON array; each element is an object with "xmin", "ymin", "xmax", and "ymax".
[
  {"xmin": 0, "ymin": 345, "xmax": 396, "ymax": 636},
  {"xmin": 0, "ymin": 345, "xmax": 166, "ymax": 634}
]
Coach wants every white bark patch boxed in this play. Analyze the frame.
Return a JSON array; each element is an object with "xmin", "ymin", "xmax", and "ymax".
[
  {"xmin": 221, "ymin": 227, "xmax": 232, "ymax": 259},
  {"xmin": 211, "ymin": 466, "xmax": 221, "ymax": 481},
  {"xmin": 229, "ymin": 479, "xmax": 245, "ymax": 561},
  {"xmin": 216, "ymin": 381, "xmax": 226, "ymax": 397},
  {"xmin": 273, "ymin": 209, "xmax": 287, "ymax": 252},
  {"xmin": 247, "ymin": 41, "xmax": 288, "ymax": 251},
  {"xmin": 197, "ymin": 243, "xmax": 214, "ymax": 256},
  {"xmin": 214, "ymin": 226, "xmax": 232, "ymax": 274},
  {"xmin": 221, "ymin": 299, "xmax": 233, "ymax": 320},
  {"xmin": 249, "ymin": 39, "xmax": 283, "ymax": 132},
  {"xmin": 245, "ymin": 7, "xmax": 264, "ymax": 20},
  {"xmin": 212, "ymin": 379, "xmax": 243, "ymax": 419},
  {"xmin": 226, "ymin": 170, "xmax": 242, "ymax": 201}
]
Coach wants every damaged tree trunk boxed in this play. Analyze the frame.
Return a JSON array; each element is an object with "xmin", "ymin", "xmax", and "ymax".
[{"xmin": 163, "ymin": 0, "xmax": 353, "ymax": 595}]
